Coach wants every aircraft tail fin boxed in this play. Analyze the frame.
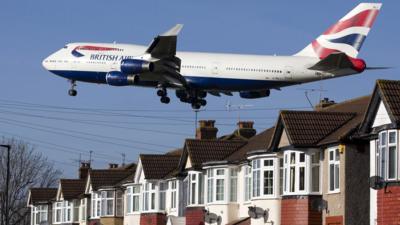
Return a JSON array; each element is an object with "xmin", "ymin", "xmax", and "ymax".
[{"xmin": 295, "ymin": 3, "xmax": 382, "ymax": 59}]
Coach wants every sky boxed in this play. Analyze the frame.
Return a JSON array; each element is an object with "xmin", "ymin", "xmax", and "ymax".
[{"xmin": 0, "ymin": 0, "xmax": 398, "ymax": 178}]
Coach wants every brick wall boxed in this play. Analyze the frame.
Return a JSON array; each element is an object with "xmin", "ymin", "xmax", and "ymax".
[
  {"xmin": 281, "ymin": 196, "xmax": 322, "ymax": 225},
  {"xmin": 185, "ymin": 206, "xmax": 205, "ymax": 225},
  {"xmin": 377, "ymin": 185, "xmax": 400, "ymax": 225},
  {"xmin": 140, "ymin": 213, "xmax": 167, "ymax": 225},
  {"xmin": 100, "ymin": 217, "xmax": 123, "ymax": 225}
]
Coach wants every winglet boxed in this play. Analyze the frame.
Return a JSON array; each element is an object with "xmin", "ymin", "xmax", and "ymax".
[{"xmin": 161, "ymin": 24, "xmax": 184, "ymax": 36}]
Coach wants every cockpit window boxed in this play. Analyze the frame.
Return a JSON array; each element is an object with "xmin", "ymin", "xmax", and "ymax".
[{"xmin": 63, "ymin": 45, "xmax": 68, "ymax": 49}]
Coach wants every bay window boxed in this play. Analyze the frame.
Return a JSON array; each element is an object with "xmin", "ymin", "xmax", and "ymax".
[
  {"xmin": 142, "ymin": 182, "xmax": 157, "ymax": 211},
  {"xmin": 244, "ymin": 166, "xmax": 252, "ymax": 201},
  {"xmin": 216, "ymin": 169, "xmax": 225, "ymax": 201},
  {"xmin": 250, "ymin": 157, "xmax": 278, "ymax": 198},
  {"xmin": 252, "ymin": 160, "xmax": 261, "ymax": 197},
  {"xmin": 126, "ymin": 186, "xmax": 140, "ymax": 214},
  {"xmin": 207, "ymin": 169, "xmax": 213, "ymax": 203},
  {"xmin": 377, "ymin": 130, "xmax": 398, "ymax": 180},
  {"xmin": 263, "ymin": 159, "xmax": 274, "ymax": 195},
  {"xmin": 53, "ymin": 201, "xmax": 72, "ymax": 223},
  {"xmin": 189, "ymin": 172, "xmax": 204, "ymax": 205},
  {"xmin": 206, "ymin": 167, "xmax": 239, "ymax": 203},
  {"xmin": 170, "ymin": 180, "xmax": 177, "ymax": 209},
  {"xmin": 283, "ymin": 150, "xmax": 321, "ymax": 195},
  {"xmin": 328, "ymin": 148, "xmax": 340, "ymax": 192},
  {"xmin": 54, "ymin": 202, "xmax": 62, "ymax": 223},
  {"xmin": 64, "ymin": 201, "xmax": 72, "ymax": 223}
]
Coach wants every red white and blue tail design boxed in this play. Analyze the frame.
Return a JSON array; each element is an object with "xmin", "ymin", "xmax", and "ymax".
[{"xmin": 295, "ymin": 3, "xmax": 382, "ymax": 59}]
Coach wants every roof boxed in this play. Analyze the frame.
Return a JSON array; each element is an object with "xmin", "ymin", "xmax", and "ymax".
[
  {"xmin": 89, "ymin": 168, "xmax": 134, "ymax": 190},
  {"xmin": 59, "ymin": 179, "xmax": 86, "ymax": 200},
  {"xmin": 280, "ymin": 110, "xmax": 356, "ymax": 146},
  {"xmin": 140, "ymin": 154, "xmax": 181, "ymax": 180},
  {"xmin": 184, "ymin": 139, "xmax": 247, "ymax": 169},
  {"xmin": 29, "ymin": 188, "xmax": 57, "ymax": 204},
  {"xmin": 376, "ymin": 80, "xmax": 400, "ymax": 123},
  {"xmin": 225, "ymin": 127, "xmax": 275, "ymax": 162}
]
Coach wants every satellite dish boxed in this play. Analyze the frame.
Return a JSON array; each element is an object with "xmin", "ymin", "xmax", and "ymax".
[
  {"xmin": 204, "ymin": 211, "xmax": 221, "ymax": 225},
  {"xmin": 311, "ymin": 198, "xmax": 328, "ymax": 212},
  {"xmin": 369, "ymin": 176, "xmax": 384, "ymax": 190},
  {"xmin": 248, "ymin": 206, "xmax": 269, "ymax": 222}
]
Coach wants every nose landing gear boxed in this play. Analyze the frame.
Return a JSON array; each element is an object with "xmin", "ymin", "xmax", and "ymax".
[{"xmin": 68, "ymin": 80, "xmax": 77, "ymax": 96}]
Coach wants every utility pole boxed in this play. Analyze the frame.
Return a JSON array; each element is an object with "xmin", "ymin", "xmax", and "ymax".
[{"xmin": 0, "ymin": 144, "xmax": 11, "ymax": 225}]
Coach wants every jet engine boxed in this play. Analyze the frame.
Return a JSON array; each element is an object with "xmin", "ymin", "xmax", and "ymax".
[
  {"xmin": 239, "ymin": 90, "xmax": 270, "ymax": 99},
  {"xmin": 120, "ymin": 59, "xmax": 154, "ymax": 75},
  {"xmin": 105, "ymin": 71, "xmax": 139, "ymax": 86}
]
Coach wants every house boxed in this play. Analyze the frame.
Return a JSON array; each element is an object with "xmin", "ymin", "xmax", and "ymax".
[
  {"xmin": 27, "ymin": 188, "xmax": 57, "ymax": 225},
  {"xmin": 268, "ymin": 96, "xmax": 371, "ymax": 225},
  {"xmin": 124, "ymin": 151, "xmax": 182, "ymax": 225},
  {"xmin": 358, "ymin": 80, "xmax": 400, "ymax": 225},
  {"xmin": 84, "ymin": 163, "xmax": 135, "ymax": 225}
]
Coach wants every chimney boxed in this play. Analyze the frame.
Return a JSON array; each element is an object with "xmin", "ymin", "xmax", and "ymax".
[
  {"xmin": 315, "ymin": 98, "xmax": 336, "ymax": 111},
  {"xmin": 79, "ymin": 162, "xmax": 91, "ymax": 180},
  {"xmin": 235, "ymin": 121, "xmax": 256, "ymax": 139},
  {"xmin": 109, "ymin": 163, "xmax": 119, "ymax": 169},
  {"xmin": 196, "ymin": 120, "xmax": 218, "ymax": 140}
]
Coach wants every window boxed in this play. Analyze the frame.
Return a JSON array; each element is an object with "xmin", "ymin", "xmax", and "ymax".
[
  {"xmin": 311, "ymin": 152, "xmax": 321, "ymax": 193},
  {"xmin": 64, "ymin": 201, "xmax": 72, "ymax": 222},
  {"xmin": 329, "ymin": 148, "xmax": 340, "ymax": 192},
  {"xmin": 127, "ymin": 186, "xmax": 141, "ymax": 214},
  {"xmin": 80, "ymin": 199, "xmax": 86, "ymax": 221},
  {"xmin": 53, "ymin": 201, "xmax": 72, "ymax": 223},
  {"xmin": 73, "ymin": 200, "xmax": 80, "ymax": 222},
  {"xmin": 229, "ymin": 168, "xmax": 238, "ymax": 202},
  {"xmin": 207, "ymin": 169, "xmax": 214, "ymax": 203},
  {"xmin": 170, "ymin": 180, "xmax": 177, "ymax": 209},
  {"xmin": 263, "ymin": 159, "xmax": 274, "ymax": 195},
  {"xmin": 279, "ymin": 158, "xmax": 284, "ymax": 195},
  {"xmin": 32, "ymin": 205, "xmax": 48, "ymax": 225},
  {"xmin": 188, "ymin": 172, "xmax": 204, "ymax": 205},
  {"xmin": 244, "ymin": 166, "xmax": 252, "ymax": 201},
  {"xmin": 116, "ymin": 191, "xmax": 123, "ymax": 216},
  {"xmin": 378, "ymin": 130, "xmax": 398, "ymax": 180},
  {"xmin": 252, "ymin": 160, "xmax": 261, "ymax": 197},
  {"xmin": 142, "ymin": 183, "xmax": 157, "ymax": 211},
  {"xmin": 216, "ymin": 169, "xmax": 225, "ymax": 201},
  {"xmin": 283, "ymin": 151, "xmax": 320, "ymax": 195},
  {"xmin": 101, "ymin": 191, "xmax": 114, "ymax": 216},
  {"xmin": 91, "ymin": 192, "xmax": 101, "ymax": 218},
  {"xmin": 54, "ymin": 202, "xmax": 62, "ymax": 223},
  {"xmin": 159, "ymin": 182, "xmax": 167, "ymax": 210}
]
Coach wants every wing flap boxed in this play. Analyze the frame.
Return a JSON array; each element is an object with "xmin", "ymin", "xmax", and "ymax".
[{"xmin": 308, "ymin": 52, "xmax": 353, "ymax": 72}]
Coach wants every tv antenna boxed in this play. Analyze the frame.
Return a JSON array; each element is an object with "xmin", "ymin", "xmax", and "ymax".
[
  {"xmin": 225, "ymin": 100, "xmax": 253, "ymax": 122},
  {"xmin": 121, "ymin": 153, "xmax": 126, "ymax": 166},
  {"xmin": 298, "ymin": 88, "xmax": 327, "ymax": 108}
]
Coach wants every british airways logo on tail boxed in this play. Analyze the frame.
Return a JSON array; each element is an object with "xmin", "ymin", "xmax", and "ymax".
[{"xmin": 71, "ymin": 45, "xmax": 121, "ymax": 57}]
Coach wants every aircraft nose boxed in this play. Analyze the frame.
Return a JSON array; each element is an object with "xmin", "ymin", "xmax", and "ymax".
[{"xmin": 42, "ymin": 57, "xmax": 49, "ymax": 70}]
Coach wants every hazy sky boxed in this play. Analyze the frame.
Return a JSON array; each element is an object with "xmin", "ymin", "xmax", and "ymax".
[{"xmin": 0, "ymin": 0, "xmax": 397, "ymax": 177}]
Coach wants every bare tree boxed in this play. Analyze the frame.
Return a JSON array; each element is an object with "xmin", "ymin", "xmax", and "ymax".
[{"xmin": 0, "ymin": 137, "xmax": 62, "ymax": 225}]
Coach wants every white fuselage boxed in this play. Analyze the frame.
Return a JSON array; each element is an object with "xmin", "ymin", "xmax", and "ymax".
[{"xmin": 42, "ymin": 42, "xmax": 348, "ymax": 92}]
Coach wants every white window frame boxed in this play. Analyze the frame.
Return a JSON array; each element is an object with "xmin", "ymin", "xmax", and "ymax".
[
  {"xmin": 328, "ymin": 148, "xmax": 340, "ymax": 193},
  {"xmin": 188, "ymin": 171, "xmax": 204, "ymax": 206},
  {"xmin": 159, "ymin": 182, "xmax": 167, "ymax": 211},
  {"xmin": 262, "ymin": 159, "xmax": 274, "ymax": 196},
  {"xmin": 126, "ymin": 185, "xmax": 141, "ymax": 214},
  {"xmin": 142, "ymin": 182, "xmax": 158, "ymax": 212},
  {"xmin": 54, "ymin": 202, "xmax": 63, "ymax": 223},
  {"xmin": 377, "ymin": 130, "xmax": 398, "ymax": 181},
  {"xmin": 283, "ymin": 150, "xmax": 321, "ymax": 196},
  {"xmin": 252, "ymin": 159, "xmax": 261, "ymax": 197},
  {"xmin": 207, "ymin": 169, "xmax": 214, "ymax": 203},
  {"xmin": 116, "ymin": 190, "xmax": 123, "ymax": 216},
  {"xmin": 244, "ymin": 166, "xmax": 252, "ymax": 202},
  {"xmin": 170, "ymin": 180, "xmax": 177, "ymax": 209},
  {"xmin": 310, "ymin": 152, "xmax": 321, "ymax": 194},
  {"xmin": 229, "ymin": 168, "xmax": 238, "ymax": 202},
  {"xmin": 101, "ymin": 190, "xmax": 115, "ymax": 216},
  {"xmin": 91, "ymin": 192, "xmax": 101, "ymax": 219},
  {"xmin": 79, "ymin": 198, "xmax": 86, "ymax": 222},
  {"xmin": 73, "ymin": 200, "xmax": 80, "ymax": 222},
  {"xmin": 215, "ymin": 169, "xmax": 226, "ymax": 202},
  {"xmin": 32, "ymin": 205, "xmax": 48, "ymax": 225}
]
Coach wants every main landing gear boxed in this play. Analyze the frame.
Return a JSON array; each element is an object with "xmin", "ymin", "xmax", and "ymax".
[
  {"xmin": 176, "ymin": 90, "xmax": 207, "ymax": 110},
  {"xmin": 68, "ymin": 80, "xmax": 77, "ymax": 96},
  {"xmin": 157, "ymin": 87, "xmax": 170, "ymax": 104}
]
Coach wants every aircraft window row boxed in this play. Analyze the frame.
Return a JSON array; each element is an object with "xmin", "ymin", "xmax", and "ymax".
[
  {"xmin": 182, "ymin": 65, "xmax": 206, "ymax": 69},
  {"xmin": 226, "ymin": 67, "xmax": 283, "ymax": 73},
  {"xmin": 88, "ymin": 61, "xmax": 106, "ymax": 64}
]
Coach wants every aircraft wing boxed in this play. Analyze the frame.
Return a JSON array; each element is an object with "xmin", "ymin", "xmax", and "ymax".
[
  {"xmin": 308, "ymin": 52, "xmax": 354, "ymax": 72},
  {"xmin": 146, "ymin": 24, "xmax": 183, "ymax": 59},
  {"xmin": 145, "ymin": 24, "xmax": 188, "ymax": 88}
]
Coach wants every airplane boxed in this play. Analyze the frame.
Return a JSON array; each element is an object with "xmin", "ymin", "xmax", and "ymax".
[{"xmin": 42, "ymin": 3, "xmax": 383, "ymax": 109}]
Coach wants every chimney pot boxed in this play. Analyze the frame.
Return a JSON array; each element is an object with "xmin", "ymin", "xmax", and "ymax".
[
  {"xmin": 79, "ymin": 162, "xmax": 91, "ymax": 180},
  {"xmin": 196, "ymin": 120, "xmax": 218, "ymax": 139},
  {"xmin": 315, "ymin": 97, "xmax": 336, "ymax": 111},
  {"xmin": 235, "ymin": 121, "xmax": 256, "ymax": 139},
  {"xmin": 109, "ymin": 163, "xmax": 119, "ymax": 169}
]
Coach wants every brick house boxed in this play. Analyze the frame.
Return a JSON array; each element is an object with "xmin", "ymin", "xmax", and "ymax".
[
  {"xmin": 27, "ymin": 188, "xmax": 57, "ymax": 225},
  {"xmin": 268, "ymin": 96, "xmax": 371, "ymax": 225},
  {"xmin": 358, "ymin": 80, "xmax": 400, "ymax": 225}
]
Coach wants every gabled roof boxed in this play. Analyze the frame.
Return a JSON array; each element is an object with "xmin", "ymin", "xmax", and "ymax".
[
  {"xmin": 225, "ymin": 127, "xmax": 275, "ymax": 162},
  {"xmin": 89, "ymin": 167, "xmax": 135, "ymax": 190},
  {"xmin": 181, "ymin": 139, "xmax": 247, "ymax": 169},
  {"xmin": 270, "ymin": 95, "xmax": 371, "ymax": 149},
  {"xmin": 59, "ymin": 179, "xmax": 86, "ymax": 200},
  {"xmin": 140, "ymin": 154, "xmax": 181, "ymax": 180},
  {"xmin": 28, "ymin": 188, "xmax": 57, "ymax": 205},
  {"xmin": 360, "ymin": 80, "xmax": 400, "ymax": 133}
]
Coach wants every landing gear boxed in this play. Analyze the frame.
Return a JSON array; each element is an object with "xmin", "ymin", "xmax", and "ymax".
[
  {"xmin": 68, "ymin": 80, "xmax": 77, "ymax": 96},
  {"xmin": 157, "ymin": 87, "xmax": 170, "ymax": 104}
]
